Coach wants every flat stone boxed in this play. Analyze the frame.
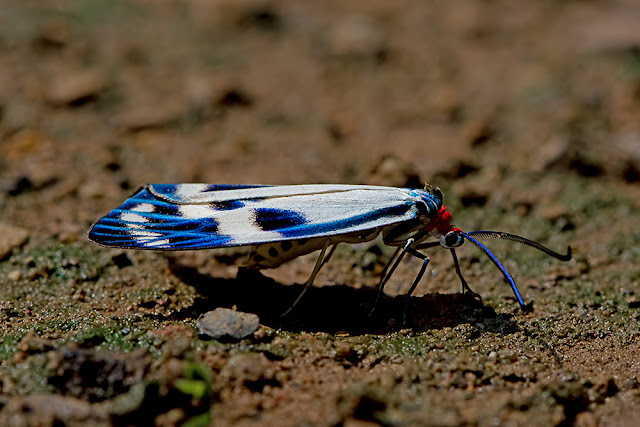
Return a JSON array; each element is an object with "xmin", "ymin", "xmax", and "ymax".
[{"xmin": 197, "ymin": 308, "xmax": 260, "ymax": 341}]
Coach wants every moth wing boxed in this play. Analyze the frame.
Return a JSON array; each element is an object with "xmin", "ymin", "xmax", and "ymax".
[
  {"xmin": 88, "ymin": 184, "xmax": 432, "ymax": 250},
  {"xmin": 148, "ymin": 183, "xmax": 402, "ymax": 203}
]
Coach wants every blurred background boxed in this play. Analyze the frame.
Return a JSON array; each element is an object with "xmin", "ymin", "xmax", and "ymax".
[{"xmin": 1, "ymin": 1, "xmax": 639, "ymax": 425}]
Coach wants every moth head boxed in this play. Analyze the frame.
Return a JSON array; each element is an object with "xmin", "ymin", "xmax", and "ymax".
[{"xmin": 425, "ymin": 205, "xmax": 464, "ymax": 248}]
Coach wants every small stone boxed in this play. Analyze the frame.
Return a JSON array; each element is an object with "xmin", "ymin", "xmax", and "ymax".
[
  {"xmin": 7, "ymin": 270, "xmax": 21, "ymax": 281},
  {"xmin": 326, "ymin": 15, "xmax": 386, "ymax": 60},
  {"xmin": 197, "ymin": 308, "xmax": 260, "ymax": 341},
  {"xmin": 0, "ymin": 223, "xmax": 29, "ymax": 260},
  {"xmin": 46, "ymin": 69, "xmax": 106, "ymax": 105}
]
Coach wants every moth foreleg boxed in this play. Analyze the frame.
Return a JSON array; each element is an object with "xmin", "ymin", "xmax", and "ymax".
[
  {"xmin": 402, "ymin": 250, "xmax": 430, "ymax": 327},
  {"xmin": 449, "ymin": 248, "xmax": 482, "ymax": 302},
  {"xmin": 281, "ymin": 239, "xmax": 333, "ymax": 317},
  {"xmin": 370, "ymin": 239, "xmax": 414, "ymax": 317},
  {"xmin": 379, "ymin": 247, "xmax": 401, "ymax": 282},
  {"xmin": 319, "ymin": 243, "xmax": 338, "ymax": 269}
]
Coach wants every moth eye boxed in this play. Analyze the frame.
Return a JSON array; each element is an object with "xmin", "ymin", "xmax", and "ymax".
[{"xmin": 444, "ymin": 232, "xmax": 462, "ymax": 248}]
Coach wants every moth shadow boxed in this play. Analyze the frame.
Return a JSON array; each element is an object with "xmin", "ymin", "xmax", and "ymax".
[{"xmin": 168, "ymin": 262, "xmax": 517, "ymax": 335}]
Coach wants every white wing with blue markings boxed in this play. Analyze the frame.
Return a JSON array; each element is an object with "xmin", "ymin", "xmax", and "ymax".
[{"xmin": 87, "ymin": 184, "xmax": 443, "ymax": 250}]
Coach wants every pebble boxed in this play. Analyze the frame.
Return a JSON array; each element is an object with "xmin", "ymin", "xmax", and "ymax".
[
  {"xmin": 197, "ymin": 308, "xmax": 260, "ymax": 341},
  {"xmin": 45, "ymin": 69, "xmax": 106, "ymax": 105},
  {"xmin": 7, "ymin": 270, "xmax": 21, "ymax": 281},
  {"xmin": 0, "ymin": 223, "xmax": 29, "ymax": 260},
  {"xmin": 325, "ymin": 15, "xmax": 386, "ymax": 59}
]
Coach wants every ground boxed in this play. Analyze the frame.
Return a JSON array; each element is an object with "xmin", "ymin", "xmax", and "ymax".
[{"xmin": 1, "ymin": 1, "xmax": 640, "ymax": 426}]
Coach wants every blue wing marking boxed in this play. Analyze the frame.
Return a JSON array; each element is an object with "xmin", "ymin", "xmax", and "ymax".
[
  {"xmin": 88, "ymin": 187, "xmax": 234, "ymax": 249},
  {"xmin": 278, "ymin": 204, "xmax": 412, "ymax": 238},
  {"xmin": 254, "ymin": 208, "xmax": 307, "ymax": 231}
]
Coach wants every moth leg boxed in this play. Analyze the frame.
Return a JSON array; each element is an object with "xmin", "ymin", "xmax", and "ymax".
[
  {"xmin": 403, "ymin": 249, "xmax": 430, "ymax": 326},
  {"xmin": 379, "ymin": 247, "xmax": 401, "ymax": 282},
  {"xmin": 281, "ymin": 239, "xmax": 332, "ymax": 317},
  {"xmin": 449, "ymin": 248, "xmax": 482, "ymax": 302},
  {"xmin": 244, "ymin": 246, "xmax": 257, "ymax": 267},
  {"xmin": 319, "ymin": 243, "xmax": 339, "ymax": 269},
  {"xmin": 370, "ymin": 239, "xmax": 414, "ymax": 317}
]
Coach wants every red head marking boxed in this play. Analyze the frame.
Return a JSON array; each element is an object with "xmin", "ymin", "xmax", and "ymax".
[{"xmin": 426, "ymin": 206, "xmax": 459, "ymax": 235}]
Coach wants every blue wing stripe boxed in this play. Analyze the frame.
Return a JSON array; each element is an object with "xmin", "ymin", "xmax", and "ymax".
[
  {"xmin": 97, "ymin": 217, "xmax": 195, "ymax": 230},
  {"xmin": 279, "ymin": 204, "xmax": 411, "ymax": 238},
  {"xmin": 98, "ymin": 216, "xmax": 222, "ymax": 233},
  {"xmin": 89, "ymin": 226, "xmax": 234, "ymax": 249},
  {"xmin": 111, "ymin": 209, "xmax": 192, "ymax": 223},
  {"xmin": 94, "ymin": 220, "xmax": 218, "ymax": 234},
  {"xmin": 152, "ymin": 183, "xmax": 268, "ymax": 195}
]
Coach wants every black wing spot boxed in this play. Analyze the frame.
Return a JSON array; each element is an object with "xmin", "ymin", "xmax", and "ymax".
[
  {"xmin": 281, "ymin": 240, "xmax": 293, "ymax": 252},
  {"xmin": 254, "ymin": 208, "xmax": 306, "ymax": 231},
  {"xmin": 152, "ymin": 202, "xmax": 181, "ymax": 217},
  {"xmin": 199, "ymin": 217, "xmax": 220, "ymax": 233},
  {"xmin": 268, "ymin": 247, "xmax": 278, "ymax": 258}
]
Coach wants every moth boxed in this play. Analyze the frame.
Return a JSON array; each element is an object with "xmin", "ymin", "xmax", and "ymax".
[{"xmin": 88, "ymin": 184, "xmax": 571, "ymax": 320}]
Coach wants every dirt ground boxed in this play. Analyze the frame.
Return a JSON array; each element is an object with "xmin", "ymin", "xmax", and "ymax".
[{"xmin": 1, "ymin": 1, "xmax": 640, "ymax": 426}]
